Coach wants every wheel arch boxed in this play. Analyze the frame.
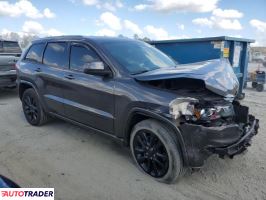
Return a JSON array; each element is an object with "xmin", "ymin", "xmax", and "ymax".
[
  {"xmin": 18, "ymin": 81, "xmax": 35, "ymax": 100},
  {"xmin": 124, "ymin": 108, "xmax": 188, "ymax": 166},
  {"xmin": 18, "ymin": 81, "xmax": 42, "ymax": 105}
]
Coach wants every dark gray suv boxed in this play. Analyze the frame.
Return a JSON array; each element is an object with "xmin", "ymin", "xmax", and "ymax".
[{"xmin": 16, "ymin": 36, "xmax": 259, "ymax": 183}]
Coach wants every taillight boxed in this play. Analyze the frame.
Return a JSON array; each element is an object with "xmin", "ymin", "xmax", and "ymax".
[{"xmin": 15, "ymin": 63, "xmax": 19, "ymax": 73}]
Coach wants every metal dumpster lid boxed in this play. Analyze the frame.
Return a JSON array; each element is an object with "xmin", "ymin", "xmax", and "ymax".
[{"xmin": 149, "ymin": 36, "xmax": 255, "ymax": 44}]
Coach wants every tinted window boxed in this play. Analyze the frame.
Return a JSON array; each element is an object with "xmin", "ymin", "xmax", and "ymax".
[
  {"xmin": 70, "ymin": 45, "xmax": 100, "ymax": 72},
  {"xmin": 101, "ymin": 40, "xmax": 176, "ymax": 74},
  {"xmin": 3, "ymin": 41, "xmax": 20, "ymax": 48},
  {"xmin": 0, "ymin": 42, "xmax": 3, "ymax": 49},
  {"xmin": 25, "ymin": 43, "xmax": 45, "ymax": 63},
  {"xmin": 43, "ymin": 42, "xmax": 68, "ymax": 68}
]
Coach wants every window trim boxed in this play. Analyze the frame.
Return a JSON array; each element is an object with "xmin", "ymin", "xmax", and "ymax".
[
  {"xmin": 69, "ymin": 42, "xmax": 104, "ymax": 73},
  {"xmin": 23, "ymin": 42, "xmax": 46, "ymax": 64},
  {"xmin": 42, "ymin": 41, "xmax": 70, "ymax": 69}
]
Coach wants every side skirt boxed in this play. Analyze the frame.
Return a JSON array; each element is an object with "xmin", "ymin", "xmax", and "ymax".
[{"xmin": 49, "ymin": 112, "xmax": 124, "ymax": 144}]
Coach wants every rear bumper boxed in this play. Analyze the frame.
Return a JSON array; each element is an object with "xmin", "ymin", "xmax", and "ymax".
[
  {"xmin": 179, "ymin": 115, "xmax": 259, "ymax": 168},
  {"xmin": 0, "ymin": 70, "xmax": 17, "ymax": 87}
]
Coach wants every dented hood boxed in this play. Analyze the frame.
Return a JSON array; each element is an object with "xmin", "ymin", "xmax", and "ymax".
[{"xmin": 134, "ymin": 59, "xmax": 239, "ymax": 98}]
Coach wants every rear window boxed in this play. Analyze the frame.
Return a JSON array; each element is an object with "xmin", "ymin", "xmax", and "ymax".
[
  {"xmin": 3, "ymin": 41, "xmax": 20, "ymax": 48},
  {"xmin": 25, "ymin": 43, "xmax": 46, "ymax": 63},
  {"xmin": 43, "ymin": 42, "xmax": 68, "ymax": 68}
]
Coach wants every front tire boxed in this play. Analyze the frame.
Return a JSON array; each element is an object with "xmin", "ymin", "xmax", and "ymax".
[
  {"xmin": 130, "ymin": 119, "xmax": 183, "ymax": 183},
  {"xmin": 22, "ymin": 88, "xmax": 49, "ymax": 126}
]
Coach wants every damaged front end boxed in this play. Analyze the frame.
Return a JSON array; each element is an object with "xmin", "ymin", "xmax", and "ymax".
[
  {"xmin": 169, "ymin": 97, "xmax": 259, "ymax": 168},
  {"xmin": 135, "ymin": 59, "xmax": 260, "ymax": 168}
]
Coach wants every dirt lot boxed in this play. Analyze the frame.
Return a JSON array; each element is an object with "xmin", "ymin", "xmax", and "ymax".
[{"xmin": 0, "ymin": 85, "xmax": 265, "ymax": 200}]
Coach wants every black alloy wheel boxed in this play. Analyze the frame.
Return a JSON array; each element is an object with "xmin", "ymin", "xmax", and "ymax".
[
  {"xmin": 23, "ymin": 94, "xmax": 39, "ymax": 124},
  {"xmin": 130, "ymin": 119, "xmax": 183, "ymax": 183},
  {"xmin": 133, "ymin": 130, "xmax": 169, "ymax": 178},
  {"xmin": 22, "ymin": 88, "xmax": 49, "ymax": 126}
]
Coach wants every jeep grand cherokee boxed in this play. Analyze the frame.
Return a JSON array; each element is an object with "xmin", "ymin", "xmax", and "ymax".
[{"xmin": 16, "ymin": 36, "xmax": 259, "ymax": 183}]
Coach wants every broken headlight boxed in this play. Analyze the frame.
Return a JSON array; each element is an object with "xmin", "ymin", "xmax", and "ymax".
[
  {"xmin": 169, "ymin": 98, "xmax": 198, "ymax": 120},
  {"xmin": 193, "ymin": 105, "xmax": 234, "ymax": 121},
  {"xmin": 169, "ymin": 98, "xmax": 234, "ymax": 122}
]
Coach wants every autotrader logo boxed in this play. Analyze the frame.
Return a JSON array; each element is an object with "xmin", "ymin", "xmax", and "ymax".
[{"xmin": 0, "ymin": 188, "xmax": 54, "ymax": 200}]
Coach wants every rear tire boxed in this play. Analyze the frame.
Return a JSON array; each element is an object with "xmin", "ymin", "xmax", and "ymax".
[
  {"xmin": 130, "ymin": 119, "xmax": 183, "ymax": 183},
  {"xmin": 22, "ymin": 88, "xmax": 49, "ymax": 126}
]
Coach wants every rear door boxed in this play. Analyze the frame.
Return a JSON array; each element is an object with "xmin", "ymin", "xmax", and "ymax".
[
  {"xmin": 33, "ymin": 42, "xmax": 69, "ymax": 115},
  {"xmin": 63, "ymin": 42, "xmax": 115, "ymax": 134}
]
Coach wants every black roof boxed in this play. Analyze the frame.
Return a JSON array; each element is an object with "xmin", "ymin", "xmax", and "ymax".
[{"xmin": 33, "ymin": 35, "xmax": 135, "ymax": 44}]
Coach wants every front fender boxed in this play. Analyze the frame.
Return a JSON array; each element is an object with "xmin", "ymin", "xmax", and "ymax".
[{"xmin": 124, "ymin": 107, "xmax": 189, "ymax": 167}]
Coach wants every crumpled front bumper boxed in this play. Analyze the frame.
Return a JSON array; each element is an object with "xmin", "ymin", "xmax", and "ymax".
[
  {"xmin": 179, "ymin": 115, "xmax": 259, "ymax": 168},
  {"xmin": 209, "ymin": 115, "xmax": 259, "ymax": 158}
]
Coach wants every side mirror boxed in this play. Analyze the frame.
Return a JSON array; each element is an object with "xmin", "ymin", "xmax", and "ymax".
[{"xmin": 83, "ymin": 61, "xmax": 112, "ymax": 77}]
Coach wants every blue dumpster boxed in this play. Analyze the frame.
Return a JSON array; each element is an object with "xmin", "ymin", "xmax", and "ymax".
[{"xmin": 149, "ymin": 36, "xmax": 255, "ymax": 99}]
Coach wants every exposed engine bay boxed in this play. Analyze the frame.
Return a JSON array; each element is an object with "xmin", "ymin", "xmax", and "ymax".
[
  {"xmin": 144, "ymin": 77, "xmax": 249, "ymax": 129},
  {"xmin": 144, "ymin": 77, "xmax": 228, "ymax": 101},
  {"xmin": 144, "ymin": 78, "xmax": 235, "ymax": 126}
]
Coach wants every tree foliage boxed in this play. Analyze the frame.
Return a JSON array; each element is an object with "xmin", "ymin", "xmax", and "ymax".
[
  {"xmin": 0, "ymin": 32, "xmax": 39, "ymax": 49},
  {"xmin": 134, "ymin": 34, "xmax": 151, "ymax": 42}
]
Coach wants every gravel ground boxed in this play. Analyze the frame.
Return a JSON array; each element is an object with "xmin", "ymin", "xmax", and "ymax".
[{"xmin": 0, "ymin": 85, "xmax": 265, "ymax": 200}]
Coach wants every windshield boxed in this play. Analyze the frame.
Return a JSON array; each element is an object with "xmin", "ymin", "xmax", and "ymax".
[{"xmin": 101, "ymin": 40, "xmax": 176, "ymax": 74}]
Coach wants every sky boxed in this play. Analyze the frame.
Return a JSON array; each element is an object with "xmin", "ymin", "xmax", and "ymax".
[{"xmin": 0, "ymin": 0, "xmax": 266, "ymax": 46}]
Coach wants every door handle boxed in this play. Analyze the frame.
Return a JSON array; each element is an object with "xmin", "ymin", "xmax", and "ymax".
[
  {"xmin": 34, "ymin": 68, "xmax": 41, "ymax": 72},
  {"xmin": 64, "ymin": 74, "xmax": 75, "ymax": 80}
]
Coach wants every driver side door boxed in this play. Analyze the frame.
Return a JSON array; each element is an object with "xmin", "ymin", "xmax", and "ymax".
[{"xmin": 63, "ymin": 42, "xmax": 115, "ymax": 134}]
